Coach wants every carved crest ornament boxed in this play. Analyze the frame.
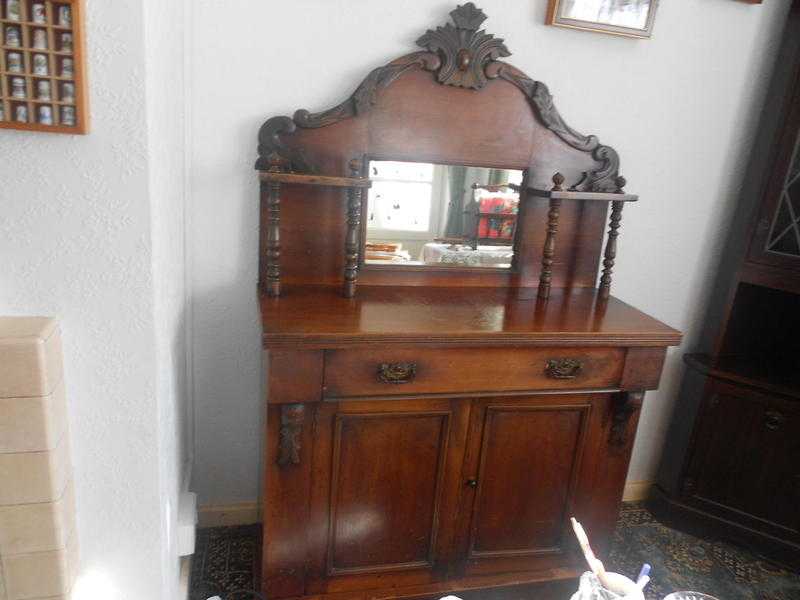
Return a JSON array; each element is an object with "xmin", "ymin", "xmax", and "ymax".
[{"xmin": 256, "ymin": 2, "xmax": 620, "ymax": 192}]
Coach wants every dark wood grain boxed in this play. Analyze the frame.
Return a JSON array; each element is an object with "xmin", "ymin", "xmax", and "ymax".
[
  {"xmin": 266, "ymin": 349, "xmax": 323, "ymax": 404},
  {"xmin": 261, "ymin": 285, "xmax": 681, "ymax": 349},
  {"xmin": 620, "ymin": 346, "xmax": 666, "ymax": 390}
]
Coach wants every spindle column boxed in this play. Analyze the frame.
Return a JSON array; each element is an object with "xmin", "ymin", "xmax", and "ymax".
[
  {"xmin": 343, "ymin": 160, "xmax": 364, "ymax": 298},
  {"xmin": 598, "ymin": 176, "xmax": 628, "ymax": 299},
  {"xmin": 538, "ymin": 173, "xmax": 565, "ymax": 299}
]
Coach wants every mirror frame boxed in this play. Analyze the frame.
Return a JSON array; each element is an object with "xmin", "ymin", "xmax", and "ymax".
[{"xmin": 360, "ymin": 155, "xmax": 529, "ymax": 274}]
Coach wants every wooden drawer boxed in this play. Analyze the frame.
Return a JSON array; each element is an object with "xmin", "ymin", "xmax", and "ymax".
[{"xmin": 323, "ymin": 346, "xmax": 625, "ymax": 398}]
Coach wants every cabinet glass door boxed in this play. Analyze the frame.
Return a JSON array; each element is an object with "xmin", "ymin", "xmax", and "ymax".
[
  {"xmin": 763, "ymin": 129, "xmax": 800, "ymax": 258},
  {"xmin": 749, "ymin": 79, "xmax": 800, "ymax": 270}
]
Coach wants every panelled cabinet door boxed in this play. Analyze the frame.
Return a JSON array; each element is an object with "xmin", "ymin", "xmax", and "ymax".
[
  {"xmin": 683, "ymin": 381, "xmax": 800, "ymax": 540},
  {"xmin": 454, "ymin": 394, "xmax": 605, "ymax": 577},
  {"xmin": 306, "ymin": 398, "xmax": 470, "ymax": 594}
]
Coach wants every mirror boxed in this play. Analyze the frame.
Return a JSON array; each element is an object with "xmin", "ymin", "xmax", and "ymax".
[{"xmin": 365, "ymin": 160, "xmax": 524, "ymax": 268}]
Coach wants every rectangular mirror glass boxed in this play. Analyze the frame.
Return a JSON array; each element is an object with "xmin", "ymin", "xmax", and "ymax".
[{"xmin": 365, "ymin": 160, "xmax": 524, "ymax": 268}]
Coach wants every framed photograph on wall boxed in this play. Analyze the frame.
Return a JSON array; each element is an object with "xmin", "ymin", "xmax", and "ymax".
[{"xmin": 546, "ymin": 0, "xmax": 659, "ymax": 39}]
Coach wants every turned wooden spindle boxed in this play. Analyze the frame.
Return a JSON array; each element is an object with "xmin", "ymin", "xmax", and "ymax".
[
  {"xmin": 537, "ymin": 172, "xmax": 565, "ymax": 299},
  {"xmin": 343, "ymin": 159, "xmax": 364, "ymax": 298},
  {"xmin": 598, "ymin": 176, "xmax": 627, "ymax": 299},
  {"xmin": 262, "ymin": 156, "xmax": 286, "ymax": 297}
]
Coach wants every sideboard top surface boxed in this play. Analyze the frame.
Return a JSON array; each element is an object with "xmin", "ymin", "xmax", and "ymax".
[{"xmin": 260, "ymin": 286, "xmax": 681, "ymax": 349}]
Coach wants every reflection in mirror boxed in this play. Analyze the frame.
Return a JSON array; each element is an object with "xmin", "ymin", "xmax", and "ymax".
[{"xmin": 365, "ymin": 161, "xmax": 524, "ymax": 268}]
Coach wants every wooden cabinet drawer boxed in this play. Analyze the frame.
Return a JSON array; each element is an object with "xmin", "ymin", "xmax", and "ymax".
[{"xmin": 323, "ymin": 346, "xmax": 625, "ymax": 398}]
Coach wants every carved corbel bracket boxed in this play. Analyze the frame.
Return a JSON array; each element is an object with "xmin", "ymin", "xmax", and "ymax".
[
  {"xmin": 277, "ymin": 404, "xmax": 305, "ymax": 467},
  {"xmin": 255, "ymin": 116, "xmax": 312, "ymax": 173},
  {"xmin": 609, "ymin": 391, "xmax": 644, "ymax": 447}
]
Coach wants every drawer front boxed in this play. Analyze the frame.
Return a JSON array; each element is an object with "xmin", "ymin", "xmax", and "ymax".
[{"xmin": 323, "ymin": 347, "xmax": 625, "ymax": 398}]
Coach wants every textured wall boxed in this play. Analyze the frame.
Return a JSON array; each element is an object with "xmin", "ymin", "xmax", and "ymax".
[
  {"xmin": 188, "ymin": 0, "xmax": 792, "ymax": 506},
  {"xmin": 0, "ymin": 0, "xmax": 185, "ymax": 598},
  {"xmin": 143, "ymin": 0, "xmax": 188, "ymax": 597}
]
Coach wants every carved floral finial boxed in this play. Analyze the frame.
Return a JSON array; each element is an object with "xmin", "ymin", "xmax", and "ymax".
[
  {"xmin": 416, "ymin": 3, "xmax": 510, "ymax": 90},
  {"xmin": 450, "ymin": 2, "xmax": 487, "ymax": 30}
]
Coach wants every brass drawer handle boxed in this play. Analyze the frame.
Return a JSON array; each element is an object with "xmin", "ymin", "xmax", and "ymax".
[
  {"xmin": 377, "ymin": 362, "xmax": 417, "ymax": 384},
  {"xmin": 765, "ymin": 409, "xmax": 785, "ymax": 431},
  {"xmin": 545, "ymin": 358, "xmax": 583, "ymax": 379}
]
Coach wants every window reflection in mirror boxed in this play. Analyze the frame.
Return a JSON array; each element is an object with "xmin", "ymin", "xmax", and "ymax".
[{"xmin": 365, "ymin": 161, "xmax": 524, "ymax": 268}]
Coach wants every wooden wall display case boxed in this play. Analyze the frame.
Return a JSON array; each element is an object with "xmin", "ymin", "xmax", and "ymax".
[
  {"xmin": 255, "ymin": 4, "xmax": 681, "ymax": 600},
  {"xmin": 653, "ymin": 0, "xmax": 800, "ymax": 569},
  {"xmin": 0, "ymin": 0, "xmax": 87, "ymax": 133}
]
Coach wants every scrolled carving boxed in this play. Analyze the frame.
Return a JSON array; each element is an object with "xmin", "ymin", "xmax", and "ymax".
[
  {"xmin": 277, "ymin": 404, "xmax": 305, "ymax": 467},
  {"xmin": 486, "ymin": 64, "xmax": 620, "ymax": 190},
  {"xmin": 571, "ymin": 144, "xmax": 622, "ymax": 193},
  {"xmin": 416, "ymin": 2, "xmax": 510, "ymax": 89},
  {"xmin": 609, "ymin": 392, "xmax": 644, "ymax": 447},
  {"xmin": 255, "ymin": 116, "xmax": 312, "ymax": 173},
  {"xmin": 293, "ymin": 53, "xmax": 441, "ymax": 129},
  {"xmin": 254, "ymin": 3, "xmax": 622, "ymax": 188}
]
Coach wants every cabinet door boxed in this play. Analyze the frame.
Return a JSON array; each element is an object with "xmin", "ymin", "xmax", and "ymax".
[
  {"xmin": 306, "ymin": 398, "xmax": 470, "ymax": 594},
  {"xmin": 684, "ymin": 380, "xmax": 800, "ymax": 539},
  {"xmin": 454, "ymin": 394, "xmax": 605, "ymax": 577}
]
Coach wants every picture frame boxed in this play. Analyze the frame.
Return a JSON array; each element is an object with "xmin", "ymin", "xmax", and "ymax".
[{"xmin": 546, "ymin": 0, "xmax": 659, "ymax": 39}]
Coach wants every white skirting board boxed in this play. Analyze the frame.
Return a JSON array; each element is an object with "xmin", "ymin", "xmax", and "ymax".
[
  {"xmin": 198, "ymin": 501, "xmax": 261, "ymax": 527},
  {"xmin": 197, "ymin": 483, "xmax": 653, "ymax": 528},
  {"xmin": 622, "ymin": 480, "xmax": 653, "ymax": 502},
  {"xmin": 180, "ymin": 556, "xmax": 192, "ymax": 600}
]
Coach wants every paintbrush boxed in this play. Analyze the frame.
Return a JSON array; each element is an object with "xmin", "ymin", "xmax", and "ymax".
[{"xmin": 570, "ymin": 517, "xmax": 613, "ymax": 589}]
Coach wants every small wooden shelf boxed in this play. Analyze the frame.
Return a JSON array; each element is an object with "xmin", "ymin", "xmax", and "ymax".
[
  {"xmin": 258, "ymin": 171, "xmax": 372, "ymax": 188},
  {"xmin": 684, "ymin": 353, "xmax": 800, "ymax": 400},
  {"xmin": 526, "ymin": 187, "xmax": 639, "ymax": 203},
  {"xmin": 2, "ymin": 45, "xmax": 75, "ymax": 56}
]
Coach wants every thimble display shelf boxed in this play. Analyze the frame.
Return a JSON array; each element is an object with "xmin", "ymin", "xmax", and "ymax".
[{"xmin": 0, "ymin": 0, "xmax": 88, "ymax": 134}]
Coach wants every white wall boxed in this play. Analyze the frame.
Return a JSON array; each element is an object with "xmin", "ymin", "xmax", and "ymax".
[
  {"xmin": 0, "ymin": 0, "xmax": 186, "ymax": 597},
  {"xmin": 189, "ymin": 0, "xmax": 792, "ymax": 505},
  {"xmin": 143, "ymin": 0, "xmax": 188, "ymax": 597}
]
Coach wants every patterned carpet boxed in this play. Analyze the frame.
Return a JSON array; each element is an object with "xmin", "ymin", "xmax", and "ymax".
[{"xmin": 190, "ymin": 503, "xmax": 800, "ymax": 600}]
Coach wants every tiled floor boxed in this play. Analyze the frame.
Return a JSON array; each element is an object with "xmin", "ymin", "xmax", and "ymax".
[{"xmin": 190, "ymin": 503, "xmax": 800, "ymax": 600}]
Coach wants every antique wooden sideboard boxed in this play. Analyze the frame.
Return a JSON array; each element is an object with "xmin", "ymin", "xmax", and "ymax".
[{"xmin": 256, "ymin": 5, "xmax": 681, "ymax": 599}]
